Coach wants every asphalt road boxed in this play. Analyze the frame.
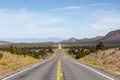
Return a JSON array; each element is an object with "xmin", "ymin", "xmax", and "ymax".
[{"xmin": 3, "ymin": 49, "xmax": 120, "ymax": 80}]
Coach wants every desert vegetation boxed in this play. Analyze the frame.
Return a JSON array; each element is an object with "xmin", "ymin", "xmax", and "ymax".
[
  {"xmin": 64, "ymin": 42, "xmax": 120, "ymax": 76},
  {"xmin": 65, "ymin": 42, "xmax": 119, "ymax": 59},
  {"xmin": 0, "ymin": 44, "xmax": 56, "ymax": 79},
  {"xmin": 0, "ymin": 44, "xmax": 55, "ymax": 59}
]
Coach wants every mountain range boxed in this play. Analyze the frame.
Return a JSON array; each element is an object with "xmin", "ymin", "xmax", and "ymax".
[
  {"xmin": 0, "ymin": 38, "xmax": 63, "ymax": 43},
  {"xmin": 0, "ymin": 41, "xmax": 11, "ymax": 45},
  {"xmin": 61, "ymin": 29, "xmax": 120, "ymax": 45},
  {"xmin": 0, "ymin": 29, "xmax": 120, "ymax": 45}
]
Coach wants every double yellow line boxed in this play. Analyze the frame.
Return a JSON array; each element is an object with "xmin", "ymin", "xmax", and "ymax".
[{"xmin": 56, "ymin": 59, "xmax": 62, "ymax": 80}]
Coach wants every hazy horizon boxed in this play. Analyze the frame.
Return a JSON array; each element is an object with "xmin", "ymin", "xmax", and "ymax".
[{"xmin": 0, "ymin": 0, "xmax": 120, "ymax": 39}]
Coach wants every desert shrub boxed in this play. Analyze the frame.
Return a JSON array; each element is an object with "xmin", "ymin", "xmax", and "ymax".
[
  {"xmin": 67, "ymin": 46, "xmax": 92, "ymax": 59},
  {"xmin": 48, "ymin": 47, "xmax": 54, "ymax": 53},
  {"xmin": 10, "ymin": 44, "xmax": 15, "ymax": 54},
  {"xmin": 0, "ymin": 53, "xmax": 3, "ymax": 59},
  {"xmin": 84, "ymin": 51, "xmax": 90, "ymax": 55},
  {"xmin": 118, "ymin": 48, "xmax": 120, "ymax": 50},
  {"xmin": 88, "ymin": 46, "xmax": 97, "ymax": 53},
  {"xmin": 0, "ymin": 60, "xmax": 7, "ymax": 66},
  {"xmin": 75, "ymin": 54, "xmax": 81, "ymax": 59},
  {"xmin": 0, "ymin": 46, "xmax": 55, "ymax": 59},
  {"xmin": 96, "ymin": 42, "xmax": 105, "ymax": 51},
  {"xmin": 89, "ymin": 60, "xmax": 98, "ymax": 65}
]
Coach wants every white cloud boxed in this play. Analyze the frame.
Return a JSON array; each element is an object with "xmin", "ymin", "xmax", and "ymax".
[
  {"xmin": 0, "ymin": 6, "xmax": 120, "ymax": 39},
  {"xmin": 89, "ymin": 17, "xmax": 120, "ymax": 30},
  {"xmin": 48, "ymin": 6, "xmax": 81, "ymax": 11},
  {"xmin": 86, "ymin": 3, "xmax": 111, "ymax": 7},
  {"xmin": 0, "ymin": 9, "xmax": 66, "ymax": 27},
  {"xmin": 102, "ymin": 17, "xmax": 120, "ymax": 24},
  {"xmin": 48, "ymin": 3, "xmax": 110, "ymax": 11},
  {"xmin": 88, "ymin": 10, "xmax": 120, "ymax": 30},
  {"xmin": 0, "ymin": 9, "xmax": 69, "ymax": 38}
]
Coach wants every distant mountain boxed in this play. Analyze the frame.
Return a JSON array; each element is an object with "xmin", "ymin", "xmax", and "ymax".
[
  {"xmin": 100, "ymin": 29, "xmax": 120, "ymax": 44},
  {"xmin": 1, "ymin": 29, "xmax": 120, "ymax": 45},
  {"xmin": 61, "ymin": 37, "xmax": 79, "ymax": 43},
  {"xmin": 79, "ymin": 36, "xmax": 103, "ymax": 43},
  {"xmin": 61, "ymin": 29, "xmax": 120, "ymax": 45},
  {"xmin": 61, "ymin": 36, "xmax": 103, "ymax": 44},
  {"xmin": 0, "ymin": 41, "xmax": 11, "ymax": 45},
  {"xmin": 3, "ymin": 38, "xmax": 63, "ymax": 43}
]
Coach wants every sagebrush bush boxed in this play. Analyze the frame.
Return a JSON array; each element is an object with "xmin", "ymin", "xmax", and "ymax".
[
  {"xmin": 0, "ymin": 60, "xmax": 7, "ymax": 66},
  {"xmin": 0, "ymin": 46, "xmax": 55, "ymax": 59},
  {"xmin": 0, "ymin": 53, "xmax": 3, "ymax": 59}
]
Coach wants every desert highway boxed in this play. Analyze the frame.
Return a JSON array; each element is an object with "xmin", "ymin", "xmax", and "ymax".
[{"xmin": 2, "ymin": 46, "xmax": 120, "ymax": 80}]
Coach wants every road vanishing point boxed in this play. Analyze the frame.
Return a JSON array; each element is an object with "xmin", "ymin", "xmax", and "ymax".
[{"xmin": 2, "ymin": 44, "xmax": 120, "ymax": 80}]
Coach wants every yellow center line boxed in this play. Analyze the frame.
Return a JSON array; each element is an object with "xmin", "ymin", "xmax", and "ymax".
[{"xmin": 56, "ymin": 59, "xmax": 62, "ymax": 80}]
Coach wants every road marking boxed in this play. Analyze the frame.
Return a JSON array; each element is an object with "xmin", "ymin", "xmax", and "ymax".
[
  {"xmin": 68, "ymin": 60, "xmax": 115, "ymax": 80},
  {"xmin": 56, "ymin": 59, "xmax": 62, "ymax": 80},
  {"xmin": 2, "ymin": 59, "xmax": 52, "ymax": 80}
]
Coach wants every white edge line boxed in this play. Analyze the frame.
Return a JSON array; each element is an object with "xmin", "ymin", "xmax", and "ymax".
[
  {"xmin": 2, "ymin": 59, "xmax": 51, "ymax": 80},
  {"xmin": 67, "ymin": 60, "xmax": 115, "ymax": 80}
]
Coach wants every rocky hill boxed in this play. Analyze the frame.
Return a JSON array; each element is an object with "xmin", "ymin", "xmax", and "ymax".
[
  {"xmin": 81, "ymin": 48, "xmax": 120, "ymax": 76},
  {"xmin": 61, "ymin": 29, "xmax": 120, "ymax": 45},
  {"xmin": 101, "ymin": 30, "xmax": 120, "ymax": 44},
  {"xmin": 61, "ymin": 37, "xmax": 79, "ymax": 43},
  {"xmin": 0, "ymin": 41, "xmax": 11, "ymax": 45},
  {"xmin": 79, "ymin": 36, "xmax": 103, "ymax": 43}
]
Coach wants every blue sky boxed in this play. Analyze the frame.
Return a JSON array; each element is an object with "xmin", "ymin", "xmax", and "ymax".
[{"xmin": 0, "ymin": 0, "xmax": 120, "ymax": 39}]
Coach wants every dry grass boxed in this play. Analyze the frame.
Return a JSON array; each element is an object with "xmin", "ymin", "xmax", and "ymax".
[
  {"xmin": 63, "ymin": 48, "xmax": 120, "ymax": 77},
  {"xmin": 62, "ymin": 49, "xmax": 75, "ymax": 61},
  {"xmin": 0, "ymin": 51, "xmax": 40, "ymax": 78},
  {"xmin": 79, "ymin": 48, "xmax": 120, "ymax": 77},
  {"xmin": 0, "ymin": 49, "xmax": 57, "ymax": 79}
]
